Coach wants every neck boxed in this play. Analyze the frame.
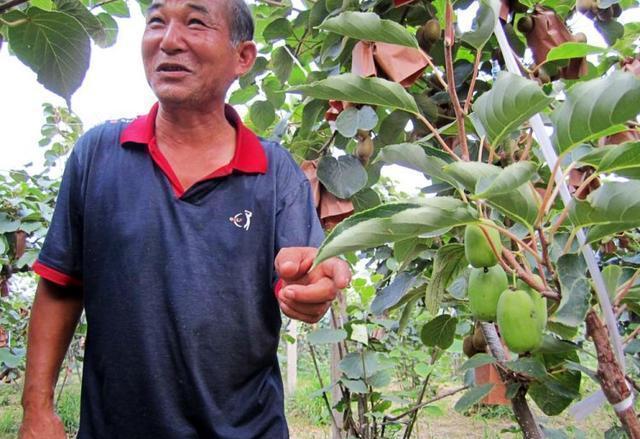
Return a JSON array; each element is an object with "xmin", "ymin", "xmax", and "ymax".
[{"xmin": 155, "ymin": 101, "xmax": 236, "ymax": 151}]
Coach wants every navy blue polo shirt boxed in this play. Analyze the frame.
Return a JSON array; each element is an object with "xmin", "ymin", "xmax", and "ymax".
[{"xmin": 33, "ymin": 103, "xmax": 324, "ymax": 438}]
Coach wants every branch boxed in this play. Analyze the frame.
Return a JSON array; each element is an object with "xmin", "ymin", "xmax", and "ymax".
[
  {"xmin": 501, "ymin": 247, "xmax": 560, "ymax": 301},
  {"xmin": 383, "ymin": 385, "xmax": 469, "ymax": 423},
  {"xmin": 463, "ymin": 49, "xmax": 482, "ymax": 114},
  {"xmin": 0, "ymin": 0, "xmax": 28, "ymax": 14},
  {"xmin": 615, "ymin": 269, "xmax": 640, "ymax": 306},
  {"xmin": 444, "ymin": 1, "xmax": 469, "ymax": 161},
  {"xmin": 586, "ymin": 310, "xmax": 640, "ymax": 438},
  {"xmin": 415, "ymin": 113, "xmax": 461, "ymax": 161},
  {"xmin": 309, "ymin": 342, "xmax": 342, "ymax": 438},
  {"xmin": 480, "ymin": 323, "xmax": 543, "ymax": 439}
]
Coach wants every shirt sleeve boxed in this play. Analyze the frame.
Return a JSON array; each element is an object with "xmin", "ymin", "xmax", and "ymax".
[
  {"xmin": 275, "ymin": 178, "xmax": 325, "ymax": 253},
  {"xmin": 33, "ymin": 149, "xmax": 84, "ymax": 287}
]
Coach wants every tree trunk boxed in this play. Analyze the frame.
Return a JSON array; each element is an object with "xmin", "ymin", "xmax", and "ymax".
[
  {"xmin": 480, "ymin": 322, "xmax": 543, "ymax": 439},
  {"xmin": 586, "ymin": 310, "xmax": 640, "ymax": 438}
]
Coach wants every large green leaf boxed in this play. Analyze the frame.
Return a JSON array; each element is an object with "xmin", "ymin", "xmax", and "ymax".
[
  {"xmin": 288, "ymin": 74, "xmax": 419, "ymax": 115},
  {"xmin": 552, "ymin": 71, "xmax": 640, "ymax": 154},
  {"xmin": 7, "ymin": 7, "xmax": 91, "ymax": 102},
  {"xmin": 317, "ymin": 155, "xmax": 368, "ymax": 199},
  {"xmin": 473, "ymin": 161, "xmax": 538, "ymax": 198},
  {"xmin": 308, "ymin": 328, "xmax": 347, "ymax": 345},
  {"xmin": 529, "ymin": 352, "xmax": 582, "ymax": 416},
  {"xmin": 421, "ymin": 314, "xmax": 458, "ymax": 349},
  {"xmin": 454, "ymin": 384, "xmax": 495, "ymax": 412},
  {"xmin": 578, "ymin": 142, "xmax": 640, "ymax": 179},
  {"xmin": 318, "ymin": 12, "xmax": 418, "ymax": 49},
  {"xmin": 314, "ymin": 197, "xmax": 477, "ymax": 264},
  {"xmin": 471, "ymin": 72, "xmax": 553, "ymax": 146},
  {"xmin": 378, "ymin": 143, "xmax": 458, "ymax": 186},
  {"xmin": 425, "ymin": 244, "xmax": 467, "ymax": 313},
  {"xmin": 552, "ymin": 254, "xmax": 590, "ymax": 328},
  {"xmin": 461, "ymin": 0, "xmax": 496, "ymax": 50},
  {"xmin": 371, "ymin": 272, "xmax": 420, "ymax": 315},
  {"xmin": 459, "ymin": 353, "xmax": 496, "ymax": 372},
  {"xmin": 545, "ymin": 42, "xmax": 606, "ymax": 62},
  {"xmin": 54, "ymin": 0, "xmax": 109, "ymax": 47},
  {"xmin": 569, "ymin": 181, "xmax": 640, "ymax": 243},
  {"xmin": 336, "ymin": 106, "xmax": 378, "ymax": 138},
  {"xmin": 444, "ymin": 162, "xmax": 539, "ymax": 227}
]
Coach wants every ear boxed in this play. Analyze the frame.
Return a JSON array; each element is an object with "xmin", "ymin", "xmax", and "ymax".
[{"xmin": 234, "ymin": 41, "xmax": 258, "ymax": 77}]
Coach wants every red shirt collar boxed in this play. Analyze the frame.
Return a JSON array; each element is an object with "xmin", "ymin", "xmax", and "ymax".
[{"xmin": 119, "ymin": 103, "xmax": 268, "ymax": 175}]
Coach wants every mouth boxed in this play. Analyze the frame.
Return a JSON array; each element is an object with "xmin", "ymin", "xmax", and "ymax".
[{"xmin": 156, "ymin": 63, "xmax": 192, "ymax": 73}]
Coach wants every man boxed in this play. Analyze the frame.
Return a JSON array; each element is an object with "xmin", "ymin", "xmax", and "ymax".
[{"xmin": 18, "ymin": 0, "xmax": 351, "ymax": 437}]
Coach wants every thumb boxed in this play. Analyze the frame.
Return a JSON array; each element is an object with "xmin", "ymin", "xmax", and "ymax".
[{"xmin": 275, "ymin": 247, "xmax": 316, "ymax": 282}]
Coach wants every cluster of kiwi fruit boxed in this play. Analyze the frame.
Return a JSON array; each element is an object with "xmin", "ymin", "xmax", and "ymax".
[{"xmin": 464, "ymin": 222, "xmax": 547, "ymax": 354}]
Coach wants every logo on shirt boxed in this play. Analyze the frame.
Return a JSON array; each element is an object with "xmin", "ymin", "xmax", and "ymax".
[{"xmin": 229, "ymin": 210, "xmax": 252, "ymax": 231}]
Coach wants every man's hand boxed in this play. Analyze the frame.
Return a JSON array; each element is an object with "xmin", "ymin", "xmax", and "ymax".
[
  {"xmin": 18, "ymin": 410, "xmax": 66, "ymax": 439},
  {"xmin": 275, "ymin": 247, "xmax": 351, "ymax": 324}
]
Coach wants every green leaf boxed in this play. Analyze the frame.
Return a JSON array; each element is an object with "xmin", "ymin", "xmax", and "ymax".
[
  {"xmin": 318, "ymin": 12, "xmax": 418, "ymax": 49},
  {"xmin": 271, "ymin": 46, "xmax": 293, "ymax": 84},
  {"xmin": 378, "ymin": 111, "xmax": 411, "ymax": 145},
  {"xmin": 471, "ymin": 72, "xmax": 553, "ymax": 146},
  {"xmin": 338, "ymin": 351, "xmax": 384, "ymax": 379},
  {"xmin": 317, "ymin": 155, "xmax": 367, "ymax": 199},
  {"xmin": 54, "ymin": 0, "xmax": 108, "ymax": 47},
  {"xmin": 341, "ymin": 378, "xmax": 368, "ymax": 393},
  {"xmin": 570, "ymin": 181, "xmax": 640, "ymax": 243},
  {"xmin": 95, "ymin": 12, "xmax": 117, "ymax": 48},
  {"xmin": 444, "ymin": 161, "xmax": 539, "ymax": 227},
  {"xmin": 473, "ymin": 161, "xmax": 538, "ymax": 198},
  {"xmin": 229, "ymin": 84, "xmax": 259, "ymax": 105},
  {"xmin": 545, "ymin": 42, "xmax": 606, "ymax": 62},
  {"xmin": 454, "ymin": 384, "xmax": 494, "ymax": 412},
  {"xmin": 421, "ymin": 314, "xmax": 458, "ymax": 349},
  {"xmin": 0, "ymin": 215, "xmax": 20, "ymax": 234},
  {"xmin": 308, "ymin": 328, "xmax": 347, "ymax": 345},
  {"xmin": 578, "ymin": 142, "xmax": 640, "ymax": 179},
  {"xmin": 551, "ymin": 254, "xmax": 590, "ymax": 328},
  {"xmin": 378, "ymin": 143, "xmax": 457, "ymax": 187},
  {"xmin": 504, "ymin": 357, "xmax": 547, "ymax": 380},
  {"xmin": 425, "ymin": 244, "xmax": 467, "ymax": 313},
  {"xmin": 335, "ymin": 106, "xmax": 378, "ymax": 138},
  {"xmin": 240, "ymin": 56, "xmax": 268, "ymax": 87},
  {"xmin": 100, "ymin": 0, "xmax": 129, "ymax": 17},
  {"xmin": 288, "ymin": 74, "xmax": 419, "ymax": 115},
  {"xmin": 530, "ymin": 352, "xmax": 582, "ymax": 415},
  {"xmin": 249, "ymin": 100, "xmax": 276, "ymax": 131},
  {"xmin": 8, "ymin": 7, "xmax": 91, "ymax": 102},
  {"xmin": 0, "ymin": 348, "xmax": 23, "ymax": 368},
  {"xmin": 461, "ymin": 0, "xmax": 496, "ymax": 50},
  {"xmin": 263, "ymin": 17, "xmax": 292, "ymax": 41},
  {"xmin": 458, "ymin": 353, "xmax": 496, "ymax": 372},
  {"xmin": 370, "ymin": 272, "xmax": 420, "ymax": 315},
  {"xmin": 299, "ymin": 100, "xmax": 328, "ymax": 138},
  {"xmin": 314, "ymin": 198, "xmax": 476, "ymax": 264},
  {"xmin": 552, "ymin": 71, "xmax": 640, "ymax": 154}
]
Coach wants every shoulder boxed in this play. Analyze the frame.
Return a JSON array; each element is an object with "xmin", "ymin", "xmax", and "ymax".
[{"xmin": 70, "ymin": 119, "xmax": 130, "ymax": 164}]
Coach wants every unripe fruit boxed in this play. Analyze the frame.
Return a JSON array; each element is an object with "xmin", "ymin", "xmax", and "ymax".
[
  {"xmin": 356, "ymin": 135, "xmax": 374, "ymax": 165},
  {"xmin": 423, "ymin": 19, "xmax": 441, "ymax": 42},
  {"xmin": 497, "ymin": 289, "xmax": 544, "ymax": 353},
  {"xmin": 464, "ymin": 222, "xmax": 502, "ymax": 268},
  {"xmin": 472, "ymin": 324, "xmax": 487, "ymax": 351},
  {"xmin": 468, "ymin": 265, "xmax": 509, "ymax": 321},
  {"xmin": 517, "ymin": 15, "xmax": 534, "ymax": 34},
  {"xmin": 573, "ymin": 32, "xmax": 587, "ymax": 43},
  {"xmin": 463, "ymin": 335, "xmax": 478, "ymax": 357},
  {"xmin": 416, "ymin": 26, "xmax": 433, "ymax": 53},
  {"xmin": 516, "ymin": 276, "xmax": 548, "ymax": 332}
]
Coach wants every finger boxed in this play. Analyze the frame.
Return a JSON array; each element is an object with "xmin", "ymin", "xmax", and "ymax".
[
  {"xmin": 313, "ymin": 257, "xmax": 352, "ymax": 289},
  {"xmin": 279, "ymin": 300, "xmax": 326, "ymax": 324},
  {"xmin": 275, "ymin": 247, "xmax": 316, "ymax": 282},
  {"xmin": 279, "ymin": 297, "xmax": 332, "ymax": 317},
  {"xmin": 281, "ymin": 278, "xmax": 338, "ymax": 304}
]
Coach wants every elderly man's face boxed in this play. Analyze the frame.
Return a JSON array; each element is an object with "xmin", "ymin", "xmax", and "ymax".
[{"xmin": 142, "ymin": 0, "xmax": 250, "ymax": 107}]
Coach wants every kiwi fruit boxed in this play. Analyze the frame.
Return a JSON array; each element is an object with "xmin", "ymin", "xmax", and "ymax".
[{"xmin": 517, "ymin": 15, "xmax": 534, "ymax": 33}]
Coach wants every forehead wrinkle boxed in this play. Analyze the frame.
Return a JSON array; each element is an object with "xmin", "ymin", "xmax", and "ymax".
[{"xmin": 146, "ymin": 1, "xmax": 211, "ymax": 15}]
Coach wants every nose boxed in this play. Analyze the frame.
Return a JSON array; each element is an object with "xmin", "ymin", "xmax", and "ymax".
[{"xmin": 159, "ymin": 21, "xmax": 185, "ymax": 55}]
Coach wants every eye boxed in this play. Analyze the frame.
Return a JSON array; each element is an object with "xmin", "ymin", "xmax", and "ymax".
[
  {"xmin": 147, "ymin": 16, "xmax": 164, "ymax": 26},
  {"xmin": 188, "ymin": 18, "xmax": 206, "ymax": 26}
]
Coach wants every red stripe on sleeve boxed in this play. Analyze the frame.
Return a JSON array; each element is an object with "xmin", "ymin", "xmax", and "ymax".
[{"xmin": 33, "ymin": 260, "xmax": 82, "ymax": 287}]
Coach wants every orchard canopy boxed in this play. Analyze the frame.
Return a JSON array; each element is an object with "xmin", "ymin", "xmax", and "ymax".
[{"xmin": 2, "ymin": 0, "xmax": 640, "ymax": 437}]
